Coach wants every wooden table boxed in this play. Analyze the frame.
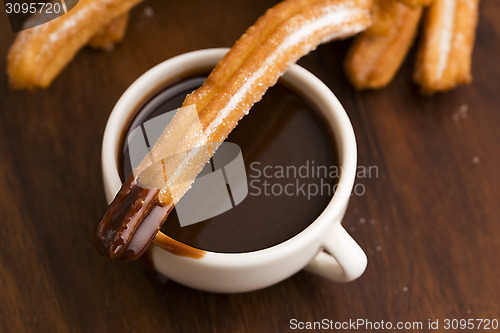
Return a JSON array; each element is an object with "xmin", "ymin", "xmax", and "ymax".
[{"xmin": 1, "ymin": 0, "xmax": 498, "ymax": 331}]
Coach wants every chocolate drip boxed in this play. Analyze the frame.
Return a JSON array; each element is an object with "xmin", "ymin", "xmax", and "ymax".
[{"xmin": 95, "ymin": 175, "xmax": 173, "ymax": 261}]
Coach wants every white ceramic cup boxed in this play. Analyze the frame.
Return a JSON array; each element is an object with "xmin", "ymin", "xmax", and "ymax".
[{"xmin": 102, "ymin": 48, "xmax": 367, "ymax": 293}]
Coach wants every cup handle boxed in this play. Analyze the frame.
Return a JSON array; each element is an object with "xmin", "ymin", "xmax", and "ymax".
[{"xmin": 305, "ymin": 224, "xmax": 367, "ymax": 282}]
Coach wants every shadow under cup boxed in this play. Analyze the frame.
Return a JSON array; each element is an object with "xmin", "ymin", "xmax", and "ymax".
[{"xmin": 119, "ymin": 74, "xmax": 340, "ymax": 254}]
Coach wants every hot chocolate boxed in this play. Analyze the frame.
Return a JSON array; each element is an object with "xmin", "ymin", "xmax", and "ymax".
[{"xmin": 120, "ymin": 76, "xmax": 339, "ymax": 253}]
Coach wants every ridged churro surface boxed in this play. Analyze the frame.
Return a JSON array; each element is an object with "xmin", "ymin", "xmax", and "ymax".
[
  {"xmin": 414, "ymin": 0, "xmax": 480, "ymax": 93},
  {"xmin": 7, "ymin": 0, "xmax": 143, "ymax": 90},
  {"xmin": 345, "ymin": 0, "xmax": 422, "ymax": 89}
]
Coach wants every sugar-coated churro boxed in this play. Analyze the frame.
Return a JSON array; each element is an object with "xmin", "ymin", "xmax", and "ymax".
[
  {"xmin": 413, "ymin": 0, "xmax": 480, "ymax": 94},
  {"xmin": 7, "ymin": 0, "xmax": 143, "ymax": 90},
  {"xmin": 345, "ymin": 0, "xmax": 422, "ymax": 89},
  {"xmin": 88, "ymin": 13, "xmax": 130, "ymax": 51},
  {"xmin": 95, "ymin": 0, "xmax": 372, "ymax": 261}
]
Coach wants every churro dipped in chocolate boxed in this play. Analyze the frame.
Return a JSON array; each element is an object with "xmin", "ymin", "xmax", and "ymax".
[
  {"xmin": 95, "ymin": 0, "xmax": 372, "ymax": 261},
  {"xmin": 345, "ymin": 0, "xmax": 422, "ymax": 89},
  {"xmin": 7, "ymin": 0, "xmax": 143, "ymax": 90},
  {"xmin": 413, "ymin": 0, "xmax": 480, "ymax": 94}
]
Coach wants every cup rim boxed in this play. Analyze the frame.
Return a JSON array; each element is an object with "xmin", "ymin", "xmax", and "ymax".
[{"xmin": 101, "ymin": 48, "xmax": 357, "ymax": 261}]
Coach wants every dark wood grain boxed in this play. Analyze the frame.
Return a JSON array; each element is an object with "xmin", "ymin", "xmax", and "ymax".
[{"xmin": 0, "ymin": 0, "xmax": 499, "ymax": 332}]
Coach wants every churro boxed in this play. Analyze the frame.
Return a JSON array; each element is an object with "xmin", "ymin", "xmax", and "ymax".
[
  {"xmin": 88, "ymin": 13, "xmax": 130, "ymax": 51},
  {"xmin": 95, "ymin": 0, "xmax": 371, "ymax": 261},
  {"xmin": 397, "ymin": 0, "xmax": 434, "ymax": 7},
  {"xmin": 7, "ymin": 0, "xmax": 142, "ymax": 90},
  {"xmin": 413, "ymin": 0, "xmax": 480, "ymax": 94},
  {"xmin": 345, "ymin": 0, "xmax": 422, "ymax": 89}
]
